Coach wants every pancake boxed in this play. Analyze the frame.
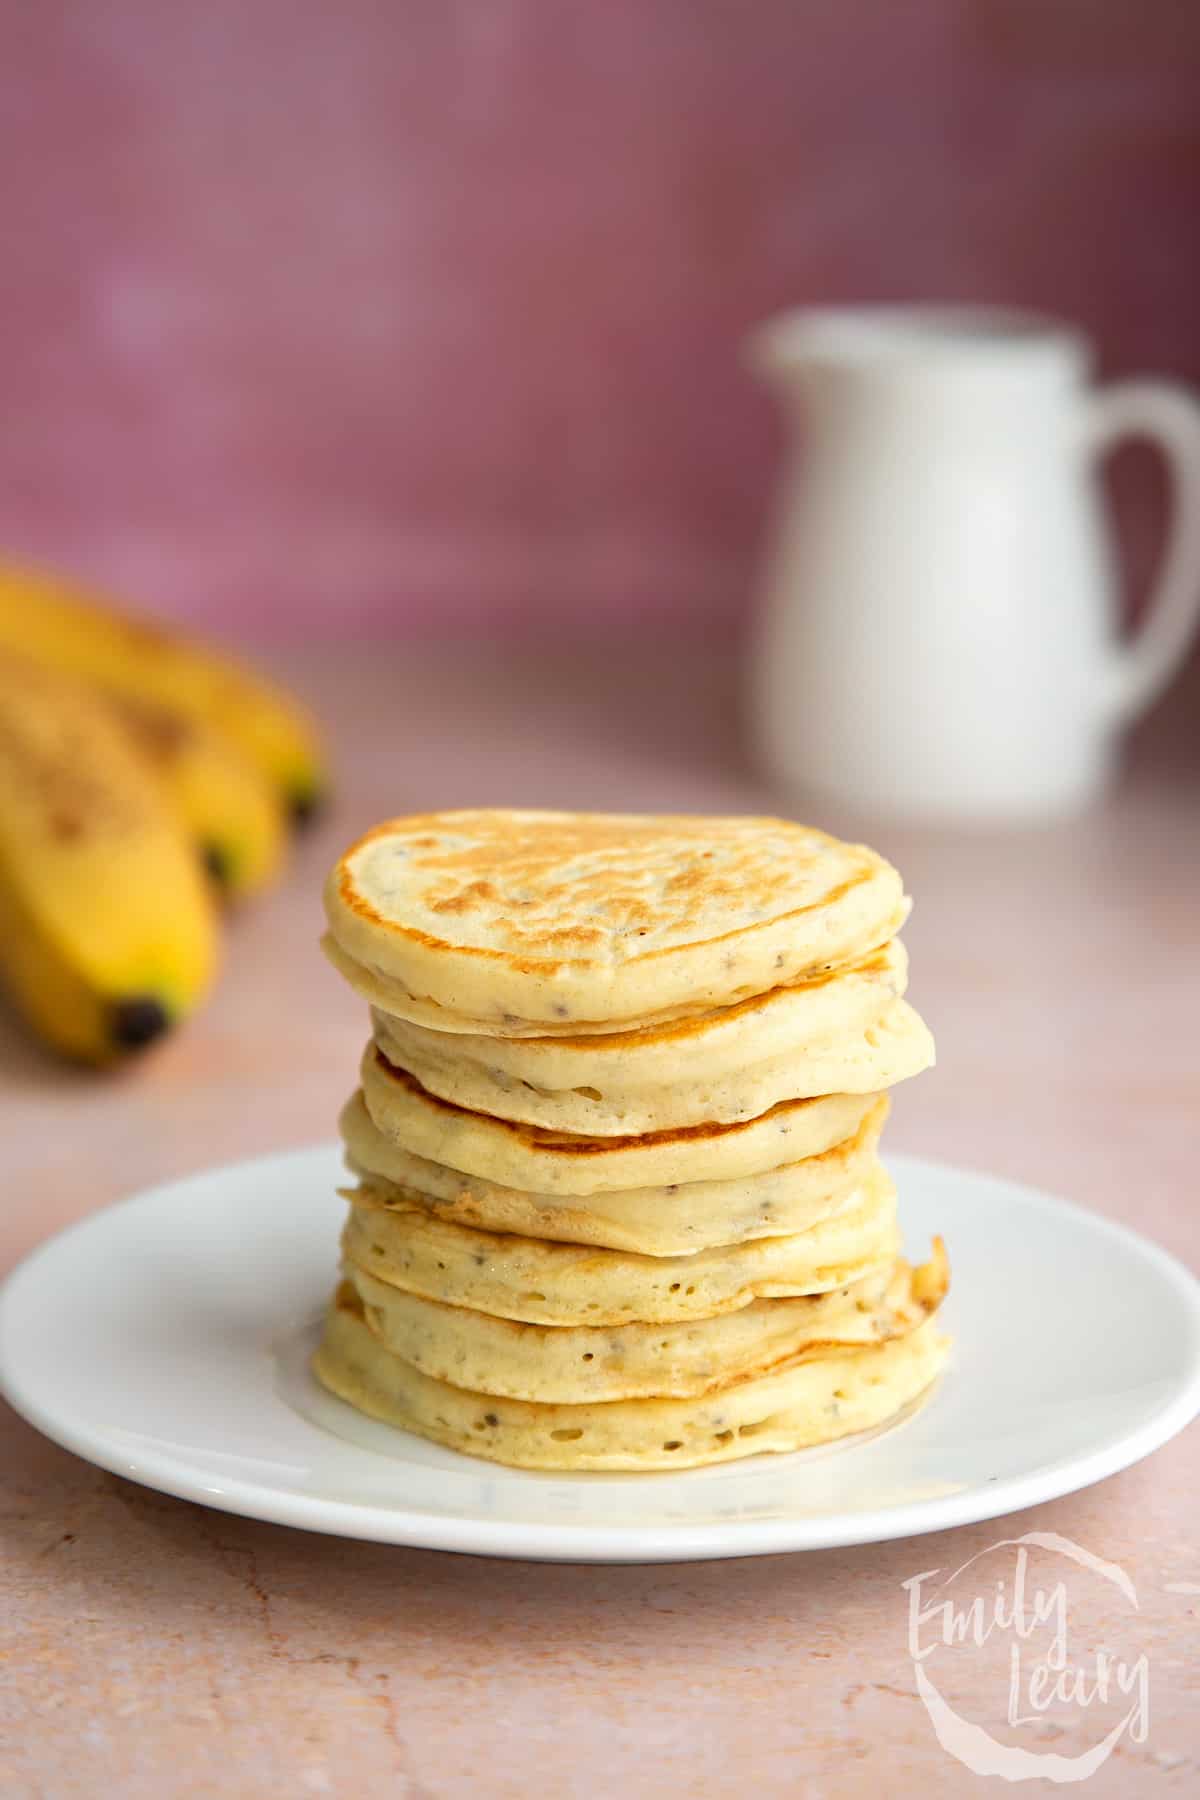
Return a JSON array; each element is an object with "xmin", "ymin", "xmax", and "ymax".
[
  {"xmin": 360, "ymin": 1043, "xmax": 879, "ymax": 1195},
  {"xmin": 345, "ymin": 1242, "xmax": 949, "ymax": 1401},
  {"xmin": 312, "ymin": 1288, "xmax": 950, "ymax": 1470},
  {"xmin": 325, "ymin": 924, "xmax": 909, "ymax": 1041},
  {"xmin": 340, "ymin": 1087, "xmax": 889, "ymax": 1255},
  {"xmin": 370, "ymin": 993, "xmax": 933, "ymax": 1135},
  {"xmin": 324, "ymin": 810, "xmax": 908, "ymax": 1034},
  {"xmin": 367, "ymin": 937, "xmax": 907, "ymax": 1084},
  {"xmin": 341, "ymin": 1163, "xmax": 900, "ymax": 1326}
]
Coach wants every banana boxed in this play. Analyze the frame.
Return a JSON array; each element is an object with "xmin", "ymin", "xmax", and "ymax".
[
  {"xmin": 0, "ymin": 654, "xmax": 219, "ymax": 1062},
  {"xmin": 0, "ymin": 563, "xmax": 328, "ymax": 823},
  {"xmin": 108, "ymin": 695, "xmax": 287, "ymax": 899}
]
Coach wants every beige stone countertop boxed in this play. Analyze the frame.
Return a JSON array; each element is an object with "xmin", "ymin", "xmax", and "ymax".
[{"xmin": 3, "ymin": 643, "xmax": 1198, "ymax": 1797}]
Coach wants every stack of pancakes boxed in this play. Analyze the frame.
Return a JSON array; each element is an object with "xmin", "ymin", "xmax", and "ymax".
[{"xmin": 313, "ymin": 811, "xmax": 950, "ymax": 1471}]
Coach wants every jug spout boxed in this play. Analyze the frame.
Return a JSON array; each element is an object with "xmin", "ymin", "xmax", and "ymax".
[{"xmin": 746, "ymin": 304, "xmax": 1090, "ymax": 393}]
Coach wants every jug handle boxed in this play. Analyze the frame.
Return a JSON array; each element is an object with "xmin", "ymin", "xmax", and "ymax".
[{"xmin": 1082, "ymin": 379, "xmax": 1200, "ymax": 722}]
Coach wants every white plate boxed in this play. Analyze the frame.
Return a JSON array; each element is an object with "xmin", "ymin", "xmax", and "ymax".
[{"xmin": 2, "ymin": 1147, "xmax": 1198, "ymax": 1563}]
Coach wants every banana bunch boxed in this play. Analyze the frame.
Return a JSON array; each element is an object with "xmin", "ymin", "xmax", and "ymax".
[{"xmin": 0, "ymin": 564, "xmax": 329, "ymax": 1063}]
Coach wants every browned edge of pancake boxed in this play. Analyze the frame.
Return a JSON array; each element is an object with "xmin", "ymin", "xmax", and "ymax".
[{"xmin": 367, "ymin": 1043, "xmax": 871, "ymax": 1159}]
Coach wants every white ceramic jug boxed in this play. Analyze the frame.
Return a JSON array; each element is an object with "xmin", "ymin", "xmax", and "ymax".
[{"xmin": 748, "ymin": 306, "xmax": 1200, "ymax": 820}]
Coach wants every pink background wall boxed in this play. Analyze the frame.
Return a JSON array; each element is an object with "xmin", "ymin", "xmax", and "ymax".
[{"xmin": 1, "ymin": 1, "xmax": 1198, "ymax": 643}]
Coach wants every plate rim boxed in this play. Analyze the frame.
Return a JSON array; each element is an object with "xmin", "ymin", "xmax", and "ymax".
[{"xmin": 3, "ymin": 1143, "xmax": 1199, "ymax": 1564}]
